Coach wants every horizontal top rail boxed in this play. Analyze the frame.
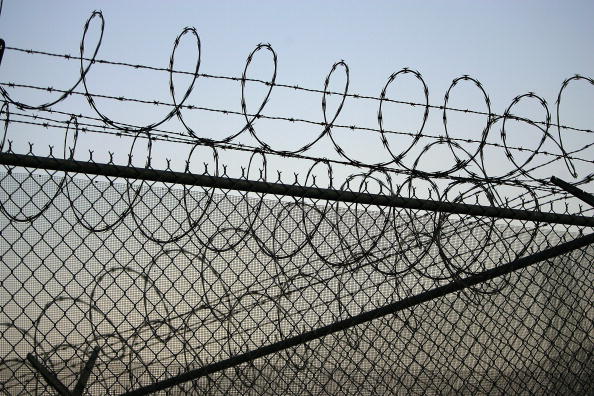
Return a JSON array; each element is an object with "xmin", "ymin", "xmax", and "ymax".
[{"xmin": 1, "ymin": 152, "xmax": 593, "ymax": 227}]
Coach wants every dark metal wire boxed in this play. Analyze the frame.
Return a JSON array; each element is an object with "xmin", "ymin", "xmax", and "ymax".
[{"xmin": 4, "ymin": 46, "xmax": 593, "ymax": 137}]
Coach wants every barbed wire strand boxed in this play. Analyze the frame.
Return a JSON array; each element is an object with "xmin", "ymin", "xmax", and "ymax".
[{"xmin": 4, "ymin": 46, "xmax": 593, "ymax": 136}]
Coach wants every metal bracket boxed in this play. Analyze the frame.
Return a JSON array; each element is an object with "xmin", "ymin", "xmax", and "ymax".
[
  {"xmin": 551, "ymin": 176, "xmax": 594, "ymax": 209},
  {"xmin": 27, "ymin": 347, "xmax": 100, "ymax": 396}
]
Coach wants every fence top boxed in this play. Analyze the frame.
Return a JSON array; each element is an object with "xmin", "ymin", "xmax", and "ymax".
[{"xmin": 1, "ymin": 151, "xmax": 593, "ymax": 228}]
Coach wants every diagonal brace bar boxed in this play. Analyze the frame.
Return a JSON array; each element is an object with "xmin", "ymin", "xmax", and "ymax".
[{"xmin": 120, "ymin": 232, "xmax": 594, "ymax": 396}]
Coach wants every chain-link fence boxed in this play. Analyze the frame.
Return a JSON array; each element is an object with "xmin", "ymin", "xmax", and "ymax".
[
  {"xmin": 0, "ymin": 151, "xmax": 592, "ymax": 395},
  {"xmin": 0, "ymin": 8, "xmax": 593, "ymax": 394}
]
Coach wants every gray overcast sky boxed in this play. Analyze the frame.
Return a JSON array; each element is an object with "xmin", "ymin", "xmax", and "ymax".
[{"xmin": 0, "ymin": 0, "xmax": 593, "ymax": 192}]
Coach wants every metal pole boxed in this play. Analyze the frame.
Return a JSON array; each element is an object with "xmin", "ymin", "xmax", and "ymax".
[
  {"xmin": 551, "ymin": 176, "xmax": 594, "ymax": 208},
  {"xmin": 27, "ymin": 353, "xmax": 72, "ymax": 396},
  {"xmin": 1, "ymin": 152, "xmax": 593, "ymax": 227}
]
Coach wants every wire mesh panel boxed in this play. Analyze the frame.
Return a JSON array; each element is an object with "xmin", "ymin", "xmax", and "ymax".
[{"xmin": 0, "ymin": 157, "xmax": 592, "ymax": 395}]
